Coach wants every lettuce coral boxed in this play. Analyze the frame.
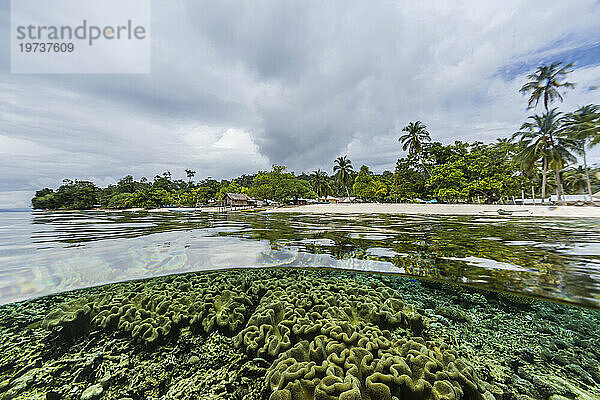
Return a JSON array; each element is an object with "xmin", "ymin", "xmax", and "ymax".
[{"xmin": 41, "ymin": 269, "xmax": 491, "ymax": 399}]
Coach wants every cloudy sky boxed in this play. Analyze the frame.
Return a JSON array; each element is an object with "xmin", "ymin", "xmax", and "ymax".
[{"xmin": 1, "ymin": 0, "xmax": 600, "ymax": 208}]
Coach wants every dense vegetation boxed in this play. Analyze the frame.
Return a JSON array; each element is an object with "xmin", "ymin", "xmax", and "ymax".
[{"xmin": 32, "ymin": 62, "xmax": 600, "ymax": 210}]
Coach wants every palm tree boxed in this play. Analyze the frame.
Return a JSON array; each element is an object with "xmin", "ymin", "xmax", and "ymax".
[
  {"xmin": 563, "ymin": 167, "xmax": 589, "ymax": 194},
  {"xmin": 398, "ymin": 121, "xmax": 431, "ymax": 176},
  {"xmin": 548, "ymin": 134, "xmax": 578, "ymax": 203},
  {"xmin": 513, "ymin": 109, "xmax": 576, "ymax": 203},
  {"xmin": 563, "ymin": 104, "xmax": 600, "ymax": 200},
  {"xmin": 185, "ymin": 169, "xmax": 196, "ymax": 185},
  {"xmin": 513, "ymin": 115, "xmax": 551, "ymax": 201},
  {"xmin": 310, "ymin": 169, "xmax": 330, "ymax": 197},
  {"xmin": 333, "ymin": 156, "xmax": 354, "ymax": 196},
  {"xmin": 519, "ymin": 62, "xmax": 575, "ymax": 112}
]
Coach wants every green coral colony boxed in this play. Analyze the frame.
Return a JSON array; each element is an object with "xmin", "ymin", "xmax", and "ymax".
[{"xmin": 0, "ymin": 268, "xmax": 599, "ymax": 399}]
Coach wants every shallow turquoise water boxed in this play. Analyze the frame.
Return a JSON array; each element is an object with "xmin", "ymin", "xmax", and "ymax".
[{"xmin": 1, "ymin": 209, "xmax": 599, "ymax": 308}]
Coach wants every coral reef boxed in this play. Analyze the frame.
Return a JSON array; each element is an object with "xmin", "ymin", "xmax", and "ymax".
[
  {"xmin": 1, "ymin": 268, "xmax": 598, "ymax": 399},
  {"xmin": 41, "ymin": 274, "xmax": 252, "ymax": 344},
  {"xmin": 266, "ymin": 333, "xmax": 487, "ymax": 400},
  {"xmin": 35, "ymin": 269, "xmax": 492, "ymax": 399}
]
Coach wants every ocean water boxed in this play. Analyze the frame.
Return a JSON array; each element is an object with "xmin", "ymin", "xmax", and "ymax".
[
  {"xmin": 1, "ymin": 210, "xmax": 599, "ymax": 307},
  {"xmin": 0, "ymin": 210, "xmax": 599, "ymax": 399}
]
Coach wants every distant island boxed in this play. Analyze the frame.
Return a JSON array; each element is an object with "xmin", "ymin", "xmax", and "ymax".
[{"xmin": 32, "ymin": 62, "xmax": 600, "ymax": 210}]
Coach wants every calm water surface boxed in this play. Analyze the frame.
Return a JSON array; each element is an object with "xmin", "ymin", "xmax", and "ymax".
[{"xmin": 1, "ymin": 209, "xmax": 599, "ymax": 307}]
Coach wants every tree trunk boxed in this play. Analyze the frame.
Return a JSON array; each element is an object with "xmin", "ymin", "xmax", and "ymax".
[
  {"xmin": 541, "ymin": 157, "xmax": 547, "ymax": 203},
  {"xmin": 555, "ymin": 166, "xmax": 564, "ymax": 205},
  {"xmin": 582, "ymin": 144, "xmax": 593, "ymax": 202},
  {"xmin": 420, "ymin": 156, "xmax": 431, "ymax": 178}
]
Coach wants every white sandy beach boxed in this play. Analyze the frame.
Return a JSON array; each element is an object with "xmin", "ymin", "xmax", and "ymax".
[
  {"xmin": 110, "ymin": 203, "xmax": 600, "ymax": 217},
  {"xmin": 264, "ymin": 203, "xmax": 600, "ymax": 217}
]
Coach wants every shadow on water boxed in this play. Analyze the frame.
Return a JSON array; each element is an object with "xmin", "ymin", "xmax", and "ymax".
[{"xmin": 0, "ymin": 210, "xmax": 599, "ymax": 308}]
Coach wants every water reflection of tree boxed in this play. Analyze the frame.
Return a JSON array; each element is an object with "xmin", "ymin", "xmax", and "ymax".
[
  {"xmin": 29, "ymin": 211, "xmax": 600, "ymax": 307},
  {"xmin": 32, "ymin": 211, "xmax": 215, "ymax": 243}
]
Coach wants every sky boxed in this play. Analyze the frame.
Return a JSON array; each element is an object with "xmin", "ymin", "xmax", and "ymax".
[{"xmin": 1, "ymin": 0, "xmax": 600, "ymax": 208}]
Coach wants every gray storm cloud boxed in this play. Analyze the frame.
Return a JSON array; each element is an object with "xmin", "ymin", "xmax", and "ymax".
[{"xmin": 1, "ymin": 0, "xmax": 600, "ymax": 207}]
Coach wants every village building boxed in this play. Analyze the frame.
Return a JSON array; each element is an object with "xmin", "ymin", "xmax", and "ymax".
[{"xmin": 224, "ymin": 193, "xmax": 256, "ymax": 208}]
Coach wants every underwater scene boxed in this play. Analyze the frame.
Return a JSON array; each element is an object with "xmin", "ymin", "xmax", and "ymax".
[{"xmin": 0, "ymin": 210, "xmax": 599, "ymax": 399}]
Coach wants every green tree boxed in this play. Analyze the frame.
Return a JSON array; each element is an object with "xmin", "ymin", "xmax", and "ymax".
[
  {"xmin": 117, "ymin": 175, "xmax": 136, "ymax": 193},
  {"xmin": 563, "ymin": 166, "xmax": 589, "ymax": 194},
  {"xmin": 107, "ymin": 193, "xmax": 133, "ymax": 209},
  {"xmin": 333, "ymin": 156, "xmax": 354, "ymax": 196},
  {"xmin": 549, "ymin": 137, "xmax": 578, "ymax": 203},
  {"xmin": 277, "ymin": 179, "xmax": 316, "ymax": 202},
  {"xmin": 398, "ymin": 121, "xmax": 431, "ymax": 176},
  {"xmin": 34, "ymin": 188, "xmax": 53, "ymax": 197},
  {"xmin": 390, "ymin": 158, "xmax": 425, "ymax": 201},
  {"xmin": 248, "ymin": 164, "xmax": 314, "ymax": 202},
  {"xmin": 563, "ymin": 104, "xmax": 600, "ymax": 200},
  {"xmin": 128, "ymin": 188, "xmax": 170, "ymax": 208},
  {"xmin": 188, "ymin": 187, "xmax": 209, "ymax": 206},
  {"xmin": 353, "ymin": 165, "xmax": 374, "ymax": 200},
  {"xmin": 31, "ymin": 188, "xmax": 59, "ymax": 209},
  {"xmin": 422, "ymin": 141, "xmax": 521, "ymax": 203},
  {"xmin": 426, "ymin": 162, "xmax": 468, "ymax": 202},
  {"xmin": 310, "ymin": 169, "xmax": 330, "ymax": 197},
  {"xmin": 519, "ymin": 62, "xmax": 575, "ymax": 112},
  {"xmin": 51, "ymin": 180, "xmax": 99, "ymax": 209},
  {"xmin": 464, "ymin": 142, "xmax": 521, "ymax": 203},
  {"xmin": 185, "ymin": 169, "xmax": 196, "ymax": 185},
  {"xmin": 350, "ymin": 166, "xmax": 389, "ymax": 202},
  {"xmin": 370, "ymin": 180, "xmax": 388, "ymax": 201},
  {"xmin": 152, "ymin": 171, "xmax": 175, "ymax": 191},
  {"xmin": 197, "ymin": 178, "xmax": 220, "ymax": 201},
  {"xmin": 513, "ymin": 110, "xmax": 565, "ymax": 202},
  {"xmin": 234, "ymin": 174, "xmax": 256, "ymax": 188},
  {"xmin": 250, "ymin": 164, "xmax": 291, "ymax": 201},
  {"xmin": 217, "ymin": 181, "xmax": 246, "ymax": 200}
]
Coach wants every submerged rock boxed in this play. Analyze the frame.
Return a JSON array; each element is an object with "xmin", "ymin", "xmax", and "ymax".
[
  {"xmin": 46, "ymin": 390, "xmax": 61, "ymax": 400},
  {"xmin": 548, "ymin": 395, "xmax": 570, "ymax": 400},
  {"xmin": 564, "ymin": 363, "xmax": 595, "ymax": 386},
  {"xmin": 434, "ymin": 305, "xmax": 470, "ymax": 323},
  {"xmin": 81, "ymin": 384, "xmax": 103, "ymax": 400}
]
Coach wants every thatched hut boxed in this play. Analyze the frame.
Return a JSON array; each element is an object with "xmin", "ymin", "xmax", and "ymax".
[{"xmin": 224, "ymin": 193, "xmax": 255, "ymax": 207}]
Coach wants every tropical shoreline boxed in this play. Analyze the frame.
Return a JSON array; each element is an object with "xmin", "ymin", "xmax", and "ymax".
[
  {"xmin": 77, "ymin": 203, "xmax": 600, "ymax": 217},
  {"xmin": 264, "ymin": 203, "xmax": 600, "ymax": 217}
]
